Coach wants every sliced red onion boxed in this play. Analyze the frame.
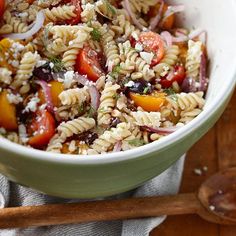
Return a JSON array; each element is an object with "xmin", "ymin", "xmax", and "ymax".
[
  {"xmin": 88, "ymin": 85, "xmax": 100, "ymax": 111},
  {"xmin": 2, "ymin": 11, "xmax": 45, "ymax": 39},
  {"xmin": 199, "ymin": 52, "xmax": 208, "ymax": 92},
  {"xmin": 123, "ymin": 0, "xmax": 145, "ymax": 30},
  {"xmin": 113, "ymin": 141, "xmax": 122, "ymax": 152},
  {"xmin": 35, "ymin": 80, "xmax": 54, "ymax": 113},
  {"xmin": 74, "ymin": 73, "xmax": 90, "ymax": 86},
  {"xmin": 149, "ymin": 0, "xmax": 164, "ymax": 30},
  {"xmin": 189, "ymin": 29, "xmax": 205, "ymax": 40},
  {"xmin": 142, "ymin": 126, "xmax": 179, "ymax": 135},
  {"xmin": 181, "ymin": 77, "xmax": 198, "ymax": 93},
  {"xmin": 160, "ymin": 31, "xmax": 173, "ymax": 47},
  {"xmin": 172, "ymin": 35, "xmax": 189, "ymax": 43},
  {"xmin": 162, "ymin": 5, "xmax": 185, "ymax": 22}
]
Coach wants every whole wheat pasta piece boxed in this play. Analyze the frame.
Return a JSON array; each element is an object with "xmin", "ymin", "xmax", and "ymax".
[
  {"xmin": 128, "ymin": 0, "xmax": 158, "ymax": 14},
  {"xmin": 177, "ymin": 92, "xmax": 205, "ymax": 111},
  {"xmin": 62, "ymin": 32, "xmax": 89, "ymax": 69},
  {"xmin": 59, "ymin": 87, "xmax": 90, "ymax": 106},
  {"xmin": 131, "ymin": 111, "xmax": 161, "ymax": 128},
  {"xmin": 12, "ymin": 52, "xmax": 39, "ymax": 93},
  {"xmin": 1, "ymin": 10, "xmax": 28, "ymax": 33},
  {"xmin": 153, "ymin": 45, "xmax": 180, "ymax": 77},
  {"xmin": 100, "ymin": 25, "xmax": 120, "ymax": 67},
  {"xmin": 90, "ymin": 122, "xmax": 132, "ymax": 153},
  {"xmin": 58, "ymin": 117, "xmax": 96, "ymax": 139},
  {"xmin": 95, "ymin": 0, "xmax": 117, "ymax": 20},
  {"xmin": 185, "ymin": 40, "xmax": 203, "ymax": 79},
  {"xmin": 44, "ymin": 5, "xmax": 76, "ymax": 22},
  {"xmin": 111, "ymin": 14, "xmax": 140, "ymax": 40},
  {"xmin": 179, "ymin": 108, "xmax": 202, "ymax": 124},
  {"xmin": 97, "ymin": 81, "xmax": 120, "ymax": 126},
  {"xmin": 46, "ymin": 134, "xmax": 65, "ymax": 153}
]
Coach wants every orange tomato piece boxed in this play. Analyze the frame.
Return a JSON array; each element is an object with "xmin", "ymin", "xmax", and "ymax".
[
  {"xmin": 0, "ymin": 90, "xmax": 18, "ymax": 130},
  {"xmin": 38, "ymin": 81, "xmax": 63, "ymax": 107},
  {"xmin": 28, "ymin": 110, "xmax": 56, "ymax": 148},
  {"xmin": 130, "ymin": 92, "xmax": 166, "ymax": 112}
]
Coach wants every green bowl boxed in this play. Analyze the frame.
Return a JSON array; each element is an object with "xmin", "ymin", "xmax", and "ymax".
[{"xmin": 0, "ymin": 0, "xmax": 235, "ymax": 198}]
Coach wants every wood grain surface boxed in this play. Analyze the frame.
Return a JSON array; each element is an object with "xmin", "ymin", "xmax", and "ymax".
[{"xmin": 151, "ymin": 91, "xmax": 236, "ymax": 236}]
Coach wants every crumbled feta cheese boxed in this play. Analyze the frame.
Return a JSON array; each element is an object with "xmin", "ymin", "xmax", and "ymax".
[
  {"xmin": 203, "ymin": 166, "xmax": 208, "ymax": 172},
  {"xmin": 68, "ymin": 140, "xmax": 76, "ymax": 152},
  {"xmin": 135, "ymin": 43, "xmax": 143, "ymax": 52},
  {"xmin": 49, "ymin": 62, "xmax": 54, "ymax": 69},
  {"xmin": 194, "ymin": 168, "xmax": 202, "ymax": 176},
  {"xmin": 18, "ymin": 12, "xmax": 28, "ymax": 18},
  {"xmin": 36, "ymin": 60, "xmax": 47, "ymax": 67},
  {"xmin": 11, "ymin": 60, "xmax": 19, "ymax": 68},
  {"xmin": 209, "ymin": 205, "xmax": 215, "ymax": 211},
  {"xmin": 188, "ymin": 40, "xmax": 202, "ymax": 63},
  {"xmin": 0, "ymin": 68, "xmax": 12, "ymax": 84},
  {"xmin": 39, "ymin": 104, "xmax": 47, "ymax": 110},
  {"xmin": 18, "ymin": 124, "xmax": 28, "ymax": 143},
  {"xmin": 124, "ymin": 81, "xmax": 135, "ymax": 87},
  {"xmin": 140, "ymin": 52, "xmax": 154, "ymax": 65},
  {"xmin": 23, "ymin": 95, "xmax": 40, "ymax": 113},
  {"xmin": 64, "ymin": 71, "xmax": 75, "ymax": 89},
  {"xmin": 7, "ymin": 93, "xmax": 23, "ymax": 104},
  {"xmin": 0, "ymin": 127, "xmax": 6, "ymax": 134},
  {"xmin": 131, "ymin": 32, "xmax": 139, "ymax": 41}
]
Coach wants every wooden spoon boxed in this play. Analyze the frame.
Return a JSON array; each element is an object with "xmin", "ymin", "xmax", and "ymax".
[{"xmin": 0, "ymin": 167, "xmax": 236, "ymax": 229}]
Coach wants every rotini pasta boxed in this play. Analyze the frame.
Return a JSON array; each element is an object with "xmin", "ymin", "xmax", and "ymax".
[{"xmin": 0, "ymin": 0, "xmax": 209, "ymax": 155}]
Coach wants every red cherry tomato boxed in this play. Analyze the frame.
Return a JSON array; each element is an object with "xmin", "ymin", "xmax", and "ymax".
[
  {"xmin": 139, "ymin": 31, "xmax": 165, "ymax": 66},
  {"xmin": 0, "ymin": 0, "xmax": 5, "ymax": 18},
  {"xmin": 75, "ymin": 46, "xmax": 104, "ymax": 82},
  {"xmin": 160, "ymin": 65, "xmax": 186, "ymax": 88},
  {"xmin": 28, "ymin": 110, "xmax": 56, "ymax": 148},
  {"xmin": 66, "ymin": 0, "xmax": 81, "ymax": 25}
]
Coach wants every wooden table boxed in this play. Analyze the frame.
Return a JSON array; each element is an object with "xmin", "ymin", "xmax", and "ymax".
[{"xmin": 151, "ymin": 91, "xmax": 236, "ymax": 236}]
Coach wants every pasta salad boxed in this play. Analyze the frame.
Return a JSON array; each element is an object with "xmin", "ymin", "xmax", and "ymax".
[{"xmin": 0, "ymin": 0, "xmax": 208, "ymax": 155}]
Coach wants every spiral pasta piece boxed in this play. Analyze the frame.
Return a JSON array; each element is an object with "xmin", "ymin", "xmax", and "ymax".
[
  {"xmin": 58, "ymin": 117, "xmax": 96, "ymax": 139},
  {"xmin": 100, "ymin": 25, "xmax": 120, "ymax": 67},
  {"xmin": 44, "ymin": 5, "xmax": 76, "ymax": 22},
  {"xmin": 180, "ymin": 108, "xmax": 202, "ymax": 123},
  {"xmin": 153, "ymin": 45, "xmax": 180, "ymax": 77},
  {"xmin": 59, "ymin": 87, "xmax": 89, "ymax": 106},
  {"xmin": 129, "ymin": 0, "xmax": 158, "ymax": 14},
  {"xmin": 90, "ymin": 122, "xmax": 131, "ymax": 153},
  {"xmin": 95, "ymin": 0, "xmax": 117, "ymax": 20},
  {"xmin": 46, "ymin": 134, "xmax": 65, "ymax": 153},
  {"xmin": 62, "ymin": 32, "xmax": 89, "ymax": 69},
  {"xmin": 177, "ymin": 92, "xmax": 205, "ymax": 111},
  {"xmin": 111, "ymin": 14, "xmax": 140, "ymax": 39},
  {"xmin": 12, "ymin": 52, "xmax": 39, "ymax": 93},
  {"xmin": 185, "ymin": 40, "xmax": 203, "ymax": 79},
  {"xmin": 131, "ymin": 111, "xmax": 161, "ymax": 128},
  {"xmin": 2, "ymin": 11, "xmax": 28, "ymax": 33}
]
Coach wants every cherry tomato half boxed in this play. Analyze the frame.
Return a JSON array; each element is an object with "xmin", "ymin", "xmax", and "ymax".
[
  {"xmin": 139, "ymin": 31, "xmax": 165, "ymax": 66},
  {"xmin": 66, "ymin": 0, "xmax": 81, "ymax": 25},
  {"xmin": 75, "ymin": 46, "xmax": 104, "ymax": 82},
  {"xmin": 28, "ymin": 110, "xmax": 56, "ymax": 148},
  {"xmin": 160, "ymin": 65, "xmax": 186, "ymax": 89},
  {"xmin": 0, "ymin": 0, "xmax": 5, "ymax": 18}
]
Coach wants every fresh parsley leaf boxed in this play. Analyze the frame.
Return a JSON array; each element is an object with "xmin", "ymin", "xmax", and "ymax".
[
  {"xmin": 104, "ymin": 0, "xmax": 116, "ymax": 16},
  {"xmin": 110, "ymin": 65, "xmax": 121, "ymax": 78},
  {"xmin": 112, "ymin": 93, "xmax": 120, "ymax": 101},
  {"xmin": 143, "ymin": 87, "xmax": 149, "ymax": 94},
  {"xmin": 87, "ymin": 106, "xmax": 96, "ymax": 118},
  {"xmin": 48, "ymin": 56, "xmax": 65, "ymax": 73},
  {"xmin": 90, "ymin": 27, "xmax": 102, "ymax": 42},
  {"xmin": 128, "ymin": 139, "xmax": 145, "ymax": 147}
]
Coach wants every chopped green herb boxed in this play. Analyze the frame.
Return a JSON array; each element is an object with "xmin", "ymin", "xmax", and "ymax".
[
  {"xmin": 110, "ymin": 65, "xmax": 121, "ymax": 78},
  {"xmin": 87, "ymin": 106, "xmax": 96, "ymax": 118},
  {"xmin": 143, "ymin": 87, "xmax": 149, "ymax": 94},
  {"xmin": 112, "ymin": 93, "xmax": 120, "ymax": 101},
  {"xmin": 98, "ymin": 107, "xmax": 106, "ymax": 113},
  {"xmin": 90, "ymin": 27, "xmax": 102, "ymax": 42},
  {"xmin": 48, "ymin": 56, "xmax": 65, "ymax": 73},
  {"xmin": 128, "ymin": 138, "xmax": 145, "ymax": 147},
  {"xmin": 104, "ymin": 0, "xmax": 116, "ymax": 16},
  {"xmin": 78, "ymin": 104, "xmax": 86, "ymax": 115},
  {"xmin": 43, "ymin": 25, "xmax": 51, "ymax": 49}
]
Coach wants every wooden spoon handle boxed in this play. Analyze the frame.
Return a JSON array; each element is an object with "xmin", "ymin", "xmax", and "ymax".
[{"xmin": 0, "ymin": 193, "xmax": 201, "ymax": 229}]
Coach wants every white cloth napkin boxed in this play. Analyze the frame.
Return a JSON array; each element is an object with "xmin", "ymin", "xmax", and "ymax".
[{"xmin": 0, "ymin": 155, "xmax": 185, "ymax": 236}]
